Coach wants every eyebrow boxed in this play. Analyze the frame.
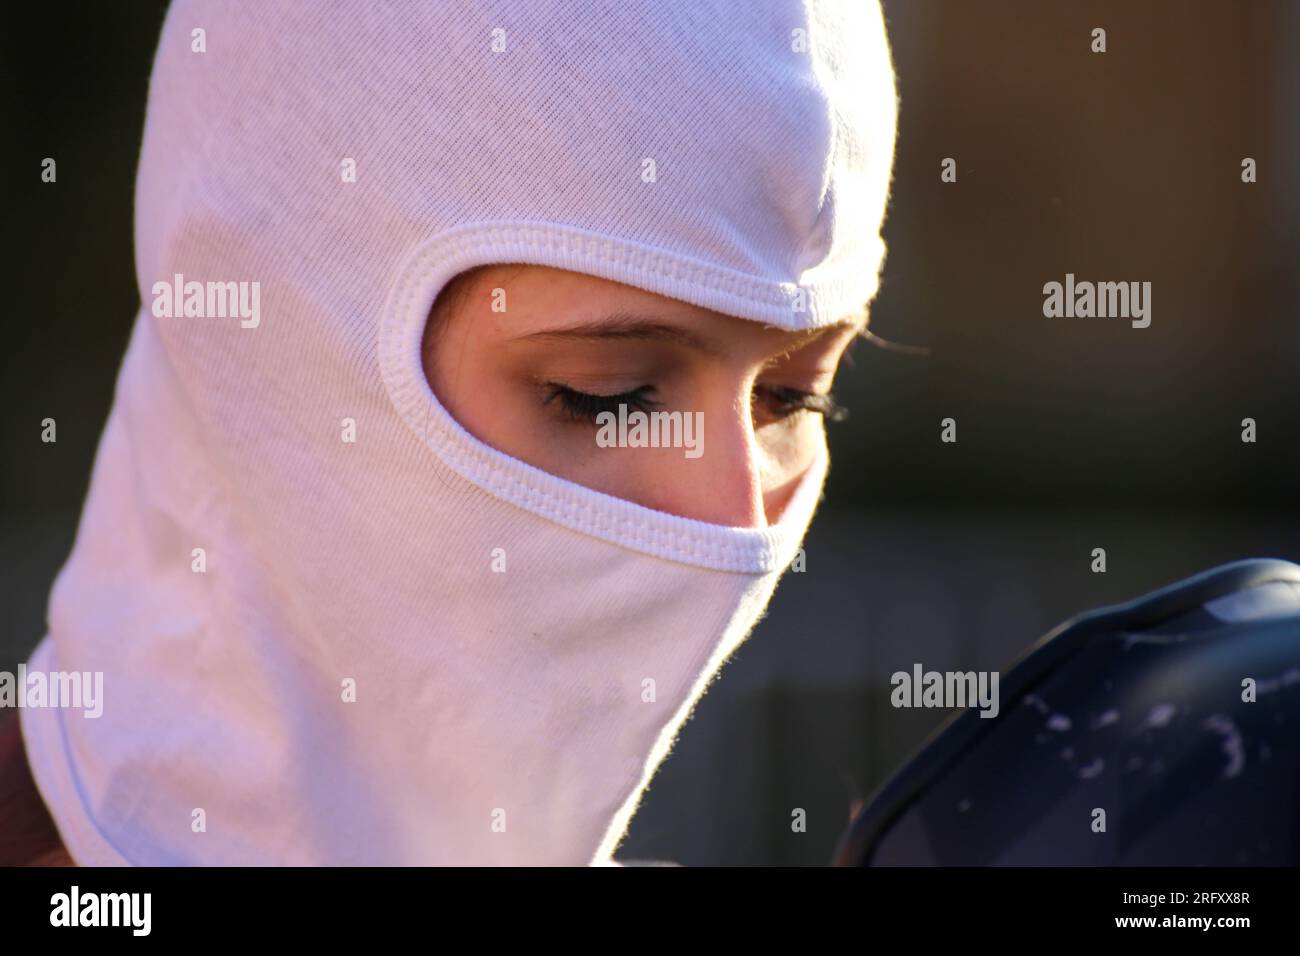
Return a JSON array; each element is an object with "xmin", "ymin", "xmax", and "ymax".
[
  {"xmin": 519, "ymin": 312, "xmax": 724, "ymax": 357},
  {"xmin": 519, "ymin": 310, "xmax": 863, "ymax": 358}
]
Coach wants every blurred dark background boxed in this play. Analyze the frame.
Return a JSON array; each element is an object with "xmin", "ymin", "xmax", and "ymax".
[{"xmin": 3, "ymin": 1, "xmax": 1298, "ymax": 865}]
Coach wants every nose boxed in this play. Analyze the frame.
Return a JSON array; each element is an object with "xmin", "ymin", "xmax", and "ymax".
[{"xmin": 673, "ymin": 394, "xmax": 767, "ymax": 528}]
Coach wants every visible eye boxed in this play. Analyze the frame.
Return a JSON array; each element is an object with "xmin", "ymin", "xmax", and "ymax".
[
  {"xmin": 755, "ymin": 384, "xmax": 848, "ymax": 423},
  {"xmin": 543, "ymin": 383, "xmax": 660, "ymax": 423}
]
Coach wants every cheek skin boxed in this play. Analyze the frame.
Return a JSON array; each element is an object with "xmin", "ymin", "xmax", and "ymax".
[{"xmin": 756, "ymin": 416, "xmax": 824, "ymax": 521}]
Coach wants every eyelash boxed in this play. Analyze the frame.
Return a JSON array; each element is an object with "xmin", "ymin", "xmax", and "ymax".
[
  {"xmin": 543, "ymin": 384, "xmax": 848, "ymax": 424},
  {"xmin": 543, "ymin": 384, "xmax": 660, "ymax": 421},
  {"xmin": 763, "ymin": 385, "xmax": 850, "ymax": 422}
]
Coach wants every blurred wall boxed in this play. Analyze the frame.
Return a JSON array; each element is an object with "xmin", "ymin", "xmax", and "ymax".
[
  {"xmin": 2, "ymin": 1, "xmax": 1297, "ymax": 865},
  {"xmin": 3, "ymin": 0, "xmax": 171, "ymax": 667}
]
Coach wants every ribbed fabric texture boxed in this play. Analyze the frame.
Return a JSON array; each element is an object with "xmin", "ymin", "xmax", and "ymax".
[{"xmin": 21, "ymin": 0, "xmax": 898, "ymax": 864}]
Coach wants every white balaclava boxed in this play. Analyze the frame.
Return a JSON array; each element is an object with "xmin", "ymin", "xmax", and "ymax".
[{"xmin": 21, "ymin": 0, "xmax": 898, "ymax": 864}]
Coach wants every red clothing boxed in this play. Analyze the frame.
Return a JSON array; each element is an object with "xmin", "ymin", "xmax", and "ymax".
[{"xmin": 0, "ymin": 711, "xmax": 75, "ymax": 866}]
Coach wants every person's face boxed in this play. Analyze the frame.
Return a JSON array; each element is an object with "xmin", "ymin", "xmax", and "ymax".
[{"xmin": 422, "ymin": 264, "xmax": 864, "ymax": 527}]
